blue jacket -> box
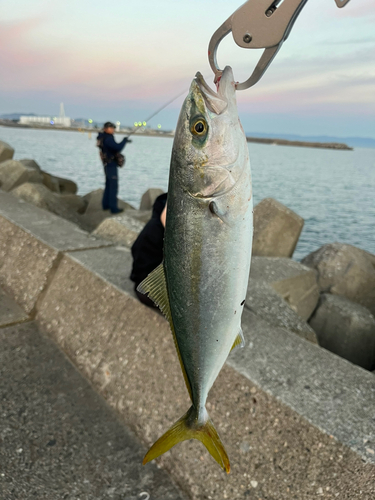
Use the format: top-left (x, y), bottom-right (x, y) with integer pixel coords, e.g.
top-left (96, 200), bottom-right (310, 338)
top-left (97, 132), bottom-right (128, 166)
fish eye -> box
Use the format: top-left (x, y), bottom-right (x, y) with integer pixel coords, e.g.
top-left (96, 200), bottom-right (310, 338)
top-left (191, 118), bottom-right (208, 136)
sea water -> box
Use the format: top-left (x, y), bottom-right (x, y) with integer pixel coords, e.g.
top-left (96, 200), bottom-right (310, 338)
top-left (1, 126), bottom-right (374, 261)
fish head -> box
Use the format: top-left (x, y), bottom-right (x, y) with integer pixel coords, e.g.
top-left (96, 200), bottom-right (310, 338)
top-left (172, 66), bottom-right (248, 199)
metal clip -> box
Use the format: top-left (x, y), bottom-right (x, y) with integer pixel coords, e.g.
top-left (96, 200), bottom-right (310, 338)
top-left (335, 0), bottom-right (351, 7)
top-left (208, 0), bottom-right (352, 90)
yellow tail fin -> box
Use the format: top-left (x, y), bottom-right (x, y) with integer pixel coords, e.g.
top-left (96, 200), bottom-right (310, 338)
top-left (142, 406), bottom-right (230, 473)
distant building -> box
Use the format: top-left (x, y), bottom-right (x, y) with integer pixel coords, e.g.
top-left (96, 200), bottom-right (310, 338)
top-left (19, 103), bottom-right (71, 127)
top-left (19, 115), bottom-right (71, 127)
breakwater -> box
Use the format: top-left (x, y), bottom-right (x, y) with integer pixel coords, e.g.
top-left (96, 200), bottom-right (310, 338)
top-left (246, 136), bottom-right (353, 150)
top-left (0, 120), bottom-right (352, 149)
top-left (1, 138), bottom-right (375, 498)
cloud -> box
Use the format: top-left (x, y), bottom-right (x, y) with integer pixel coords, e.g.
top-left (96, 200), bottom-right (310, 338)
top-left (1, 1), bottom-right (374, 137)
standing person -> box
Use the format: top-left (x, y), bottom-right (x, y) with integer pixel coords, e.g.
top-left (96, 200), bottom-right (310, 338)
top-left (97, 121), bottom-right (129, 214)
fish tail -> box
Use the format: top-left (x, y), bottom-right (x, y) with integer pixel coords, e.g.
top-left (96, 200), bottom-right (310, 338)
top-left (142, 406), bottom-right (230, 473)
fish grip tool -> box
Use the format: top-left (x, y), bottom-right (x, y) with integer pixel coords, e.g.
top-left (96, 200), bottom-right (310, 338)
top-left (208, 0), bottom-right (352, 90)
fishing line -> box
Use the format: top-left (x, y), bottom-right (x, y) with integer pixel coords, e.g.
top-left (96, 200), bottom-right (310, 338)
top-left (126, 75), bottom-right (212, 138)
top-left (125, 88), bottom-right (187, 138)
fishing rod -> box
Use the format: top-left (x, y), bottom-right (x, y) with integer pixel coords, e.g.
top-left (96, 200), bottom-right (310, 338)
top-left (125, 87), bottom-right (188, 139)
top-left (125, 75), bottom-right (212, 139)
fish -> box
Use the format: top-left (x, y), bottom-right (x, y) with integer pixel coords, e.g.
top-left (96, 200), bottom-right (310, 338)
top-left (138, 66), bottom-right (253, 473)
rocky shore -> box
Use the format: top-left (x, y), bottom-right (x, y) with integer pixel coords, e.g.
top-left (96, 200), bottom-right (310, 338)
top-left (1, 137), bottom-right (374, 498)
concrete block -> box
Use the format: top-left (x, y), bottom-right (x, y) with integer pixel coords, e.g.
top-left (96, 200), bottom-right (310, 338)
top-left (92, 214), bottom-right (145, 247)
top-left (0, 287), bottom-right (29, 327)
top-left (79, 189), bottom-right (136, 231)
top-left (0, 190), bottom-right (112, 252)
top-left (302, 242), bottom-right (375, 316)
top-left (229, 309), bottom-right (375, 465)
top-left (42, 172), bottom-right (60, 193)
top-left (19, 158), bottom-right (42, 172)
top-left (41, 172), bottom-right (78, 194)
top-left (0, 159), bottom-right (43, 192)
top-left (54, 175), bottom-right (77, 194)
top-left (35, 250), bottom-right (375, 499)
top-left (11, 183), bottom-right (83, 227)
top-left (0, 190), bottom-right (113, 312)
top-left (65, 246), bottom-right (135, 294)
top-left (253, 198), bottom-right (304, 258)
top-left (140, 188), bottom-right (165, 210)
top-left (126, 208), bottom-right (152, 224)
top-left (59, 193), bottom-right (87, 214)
top-left (0, 215), bottom-right (59, 313)
top-left (250, 256), bottom-right (320, 320)
top-left (82, 188), bottom-right (134, 214)
top-left (310, 294), bottom-right (375, 371)
top-left (246, 279), bottom-right (317, 343)
top-left (0, 140), bottom-right (14, 163)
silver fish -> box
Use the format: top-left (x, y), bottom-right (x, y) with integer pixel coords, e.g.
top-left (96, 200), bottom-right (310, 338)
top-left (138, 66), bottom-right (253, 473)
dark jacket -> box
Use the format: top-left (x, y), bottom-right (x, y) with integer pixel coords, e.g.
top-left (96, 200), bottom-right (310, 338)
top-left (97, 132), bottom-right (128, 166)
top-left (130, 193), bottom-right (167, 285)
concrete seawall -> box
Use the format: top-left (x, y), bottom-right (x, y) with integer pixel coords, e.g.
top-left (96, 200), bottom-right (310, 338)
top-left (1, 189), bottom-right (374, 499)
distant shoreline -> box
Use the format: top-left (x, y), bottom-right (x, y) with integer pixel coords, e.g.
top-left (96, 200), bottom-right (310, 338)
top-left (246, 136), bottom-right (353, 151)
top-left (0, 120), bottom-right (353, 151)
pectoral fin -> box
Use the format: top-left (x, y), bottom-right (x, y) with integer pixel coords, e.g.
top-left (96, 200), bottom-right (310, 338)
top-left (137, 263), bottom-right (192, 401)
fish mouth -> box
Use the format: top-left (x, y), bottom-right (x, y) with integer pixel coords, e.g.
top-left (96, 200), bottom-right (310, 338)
top-left (194, 67), bottom-right (235, 115)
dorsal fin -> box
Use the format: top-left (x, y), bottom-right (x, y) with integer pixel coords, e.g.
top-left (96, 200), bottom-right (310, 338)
top-left (137, 263), bottom-right (192, 401)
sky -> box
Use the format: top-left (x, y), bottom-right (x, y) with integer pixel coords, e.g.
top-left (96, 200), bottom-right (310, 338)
top-left (0, 0), bottom-right (374, 137)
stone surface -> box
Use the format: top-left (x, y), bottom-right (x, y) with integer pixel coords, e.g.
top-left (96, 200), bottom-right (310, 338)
top-left (0, 190), bottom-right (112, 252)
top-left (80, 189), bottom-right (136, 231)
top-left (246, 279), bottom-right (317, 343)
top-left (35, 253), bottom-right (375, 499)
top-left (0, 286), bottom-right (29, 326)
top-left (0, 321), bottom-right (186, 500)
top-left (253, 198), bottom-right (304, 258)
top-left (19, 158), bottom-right (42, 172)
top-left (126, 208), bottom-right (153, 224)
top-left (301, 242), bottom-right (375, 316)
top-left (0, 140), bottom-right (14, 163)
top-left (0, 159), bottom-right (43, 192)
top-left (56, 175), bottom-right (77, 194)
top-left (83, 188), bottom-right (134, 214)
top-left (67, 246), bottom-right (135, 295)
top-left (229, 309), bottom-right (375, 465)
top-left (140, 188), bottom-right (165, 210)
top-left (11, 182), bottom-right (83, 226)
top-left (0, 190), bottom-right (112, 312)
top-left (0, 215), bottom-right (59, 314)
top-left (42, 171), bottom-right (61, 192)
top-left (59, 193), bottom-right (87, 213)
top-left (250, 256), bottom-right (320, 320)
top-left (41, 171), bottom-right (78, 194)
top-left (92, 213), bottom-right (145, 247)
top-left (310, 293), bottom-right (375, 371)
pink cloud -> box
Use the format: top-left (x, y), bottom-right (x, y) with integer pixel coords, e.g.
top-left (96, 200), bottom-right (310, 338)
top-left (0, 17), bottom-right (191, 104)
